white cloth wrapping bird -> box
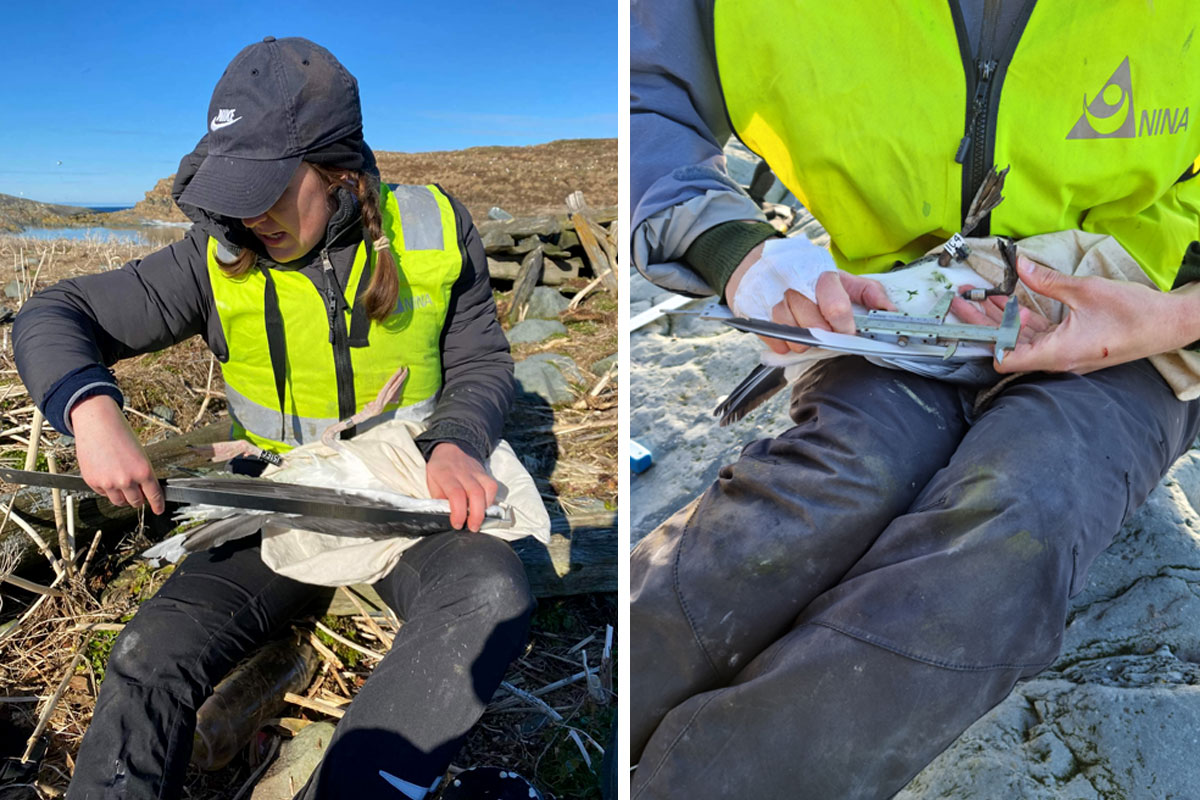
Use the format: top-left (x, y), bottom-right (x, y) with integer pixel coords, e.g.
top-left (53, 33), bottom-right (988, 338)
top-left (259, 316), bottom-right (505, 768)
top-left (255, 418), bottom-right (549, 585)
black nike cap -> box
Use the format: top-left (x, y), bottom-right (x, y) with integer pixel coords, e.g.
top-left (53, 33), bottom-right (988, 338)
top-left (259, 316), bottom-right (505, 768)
top-left (178, 36), bottom-right (362, 219)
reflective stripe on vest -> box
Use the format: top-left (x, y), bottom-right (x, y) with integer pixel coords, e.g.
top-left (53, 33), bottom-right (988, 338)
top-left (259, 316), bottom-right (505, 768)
top-left (207, 183), bottom-right (462, 450)
top-left (713, 0), bottom-right (1200, 288)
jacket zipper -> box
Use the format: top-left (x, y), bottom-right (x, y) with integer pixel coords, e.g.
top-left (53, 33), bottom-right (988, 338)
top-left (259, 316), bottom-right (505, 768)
top-left (321, 249), bottom-right (357, 425)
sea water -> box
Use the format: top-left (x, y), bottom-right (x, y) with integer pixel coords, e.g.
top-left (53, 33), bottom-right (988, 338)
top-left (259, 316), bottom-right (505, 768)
top-left (14, 224), bottom-right (190, 246)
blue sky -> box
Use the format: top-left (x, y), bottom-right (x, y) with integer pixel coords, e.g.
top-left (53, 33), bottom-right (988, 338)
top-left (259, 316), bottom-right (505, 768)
top-left (0, 1), bottom-right (617, 206)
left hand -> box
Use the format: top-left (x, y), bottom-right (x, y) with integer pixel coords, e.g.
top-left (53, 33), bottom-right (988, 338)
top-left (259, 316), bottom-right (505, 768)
top-left (426, 442), bottom-right (498, 532)
top-left (766, 271), bottom-right (895, 355)
top-left (951, 255), bottom-right (1196, 374)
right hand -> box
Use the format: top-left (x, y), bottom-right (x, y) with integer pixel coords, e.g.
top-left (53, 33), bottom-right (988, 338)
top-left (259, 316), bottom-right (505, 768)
top-left (70, 394), bottom-right (165, 514)
top-left (725, 245), bottom-right (895, 355)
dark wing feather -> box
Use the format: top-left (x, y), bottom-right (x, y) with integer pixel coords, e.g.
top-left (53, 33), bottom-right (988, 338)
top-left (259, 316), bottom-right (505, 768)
top-left (178, 515), bottom-right (265, 553)
top-left (714, 365), bottom-right (788, 426)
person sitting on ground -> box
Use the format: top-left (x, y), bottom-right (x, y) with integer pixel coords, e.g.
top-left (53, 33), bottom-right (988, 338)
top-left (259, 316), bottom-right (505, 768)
top-left (14, 36), bottom-right (532, 800)
top-left (629, 1), bottom-right (1200, 798)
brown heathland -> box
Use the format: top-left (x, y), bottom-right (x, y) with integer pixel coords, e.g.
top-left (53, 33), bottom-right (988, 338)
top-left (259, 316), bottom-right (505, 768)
top-left (106, 138), bottom-right (616, 225)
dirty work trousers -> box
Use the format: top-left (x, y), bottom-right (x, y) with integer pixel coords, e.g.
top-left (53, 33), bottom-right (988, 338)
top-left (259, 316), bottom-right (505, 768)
top-left (67, 530), bottom-right (533, 800)
top-left (630, 356), bottom-right (1200, 799)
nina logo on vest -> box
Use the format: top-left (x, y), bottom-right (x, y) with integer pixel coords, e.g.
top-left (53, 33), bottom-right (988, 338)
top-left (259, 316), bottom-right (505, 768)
top-left (1066, 57), bottom-right (1189, 140)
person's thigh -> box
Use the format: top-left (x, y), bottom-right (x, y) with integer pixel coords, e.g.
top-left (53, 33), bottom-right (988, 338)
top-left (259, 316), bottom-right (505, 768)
top-left (69, 536), bottom-right (321, 800)
top-left (630, 356), bottom-right (970, 758)
top-left (809, 359), bottom-right (1200, 670)
top-left (297, 531), bottom-right (534, 800)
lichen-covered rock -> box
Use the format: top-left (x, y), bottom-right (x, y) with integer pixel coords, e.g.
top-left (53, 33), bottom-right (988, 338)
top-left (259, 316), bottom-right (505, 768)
top-left (525, 287), bottom-right (570, 320)
top-left (507, 319), bottom-right (567, 344)
top-left (591, 353), bottom-right (617, 376)
top-left (515, 353), bottom-right (582, 406)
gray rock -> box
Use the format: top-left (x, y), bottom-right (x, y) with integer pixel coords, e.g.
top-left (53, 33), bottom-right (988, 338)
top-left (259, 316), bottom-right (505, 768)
top-left (525, 287), bottom-right (570, 320)
top-left (669, 313), bottom-right (728, 338)
top-left (507, 319), bottom-right (567, 345)
top-left (152, 405), bottom-right (176, 426)
top-left (526, 352), bottom-right (583, 384)
top-left (899, 678), bottom-right (1200, 800)
top-left (487, 206), bottom-right (513, 221)
top-left (4, 280), bottom-right (24, 299)
top-left (488, 257), bottom-right (578, 286)
top-left (487, 257), bottom-right (521, 281)
top-left (480, 230), bottom-right (515, 251)
top-left (541, 245), bottom-right (572, 259)
top-left (511, 235), bottom-right (544, 255)
top-left (556, 229), bottom-right (581, 251)
top-left (543, 257), bottom-right (581, 284)
top-left (477, 215), bottom-right (561, 239)
top-left (250, 721), bottom-right (336, 800)
top-left (591, 353), bottom-right (617, 375)
top-left (559, 256), bottom-right (586, 276)
top-left (515, 354), bottom-right (582, 406)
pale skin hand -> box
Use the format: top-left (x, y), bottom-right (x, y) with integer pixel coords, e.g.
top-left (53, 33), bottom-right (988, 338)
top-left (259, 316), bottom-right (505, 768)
top-left (69, 394), bottom-right (165, 514)
top-left (425, 442), bottom-right (498, 532)
top-left (724, 242), bottom-right (896, 354)
top-left (950, 255), bottom-right (1200, 374)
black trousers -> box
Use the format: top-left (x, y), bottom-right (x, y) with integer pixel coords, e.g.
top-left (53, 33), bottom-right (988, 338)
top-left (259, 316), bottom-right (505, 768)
top-left (67, 531), bottom-right (534, 800)
top-left (631, 357), bottom-right (1200, 799)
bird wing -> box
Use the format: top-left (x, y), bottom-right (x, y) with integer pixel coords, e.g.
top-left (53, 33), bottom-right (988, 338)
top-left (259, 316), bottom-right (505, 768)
top-left (714, 364), bottom-right (788, 426)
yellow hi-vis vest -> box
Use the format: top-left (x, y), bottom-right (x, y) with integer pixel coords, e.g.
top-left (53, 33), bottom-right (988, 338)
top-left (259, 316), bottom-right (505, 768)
top-left (206, 183), bottom-right (462, 451)
top-left (713, 0), bottom-right (1200, 289)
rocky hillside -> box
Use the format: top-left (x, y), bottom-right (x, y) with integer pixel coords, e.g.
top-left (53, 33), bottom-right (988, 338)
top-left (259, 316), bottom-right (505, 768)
top-left (102, 138), bottom-right (616, 226)
top-left (0, 194), bottom-right (97, 233)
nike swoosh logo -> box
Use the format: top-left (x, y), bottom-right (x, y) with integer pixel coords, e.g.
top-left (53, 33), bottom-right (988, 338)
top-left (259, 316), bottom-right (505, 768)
top-left (210, 115), bottom-right (243, 131)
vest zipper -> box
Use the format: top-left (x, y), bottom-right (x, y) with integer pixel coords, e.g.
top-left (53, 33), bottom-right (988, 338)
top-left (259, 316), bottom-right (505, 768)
top-left (955, 58), bottom-right (999, 232)
top-left (949, 0), bottom-right (1038, 235)
top-left (955, 59), bottom-right (996, 169)
top-left (321, 249), bottom-right (357, 427)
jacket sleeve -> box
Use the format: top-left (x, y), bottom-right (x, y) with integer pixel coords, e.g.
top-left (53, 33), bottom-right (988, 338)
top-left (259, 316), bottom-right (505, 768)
top-left (631, 0), bottom-right (774, 296)
top-left (413, 194), bottom-right (514, 464)
top-left (12, 228), bottom-right (217, 434)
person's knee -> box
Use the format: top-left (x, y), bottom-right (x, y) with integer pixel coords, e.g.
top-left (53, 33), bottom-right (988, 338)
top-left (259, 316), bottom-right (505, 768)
top-left (934, 528), bottom-right (1076, 668)
top-left (436, 533), bottom-right (535, 623)
top-left (103, 600), bottom-right (207, 692)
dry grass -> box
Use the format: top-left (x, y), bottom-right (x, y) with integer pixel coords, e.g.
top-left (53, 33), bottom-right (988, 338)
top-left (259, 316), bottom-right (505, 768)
top-left (0, 557), bottom-right (137, 796)
top-left (0, 233), bottom-right (616, 799)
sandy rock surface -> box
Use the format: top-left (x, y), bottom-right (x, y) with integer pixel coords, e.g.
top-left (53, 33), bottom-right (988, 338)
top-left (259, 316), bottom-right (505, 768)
top-left (630, 269), bottom-right (786, 539)
top-left (630, 262), bottom-right (1200, 797)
